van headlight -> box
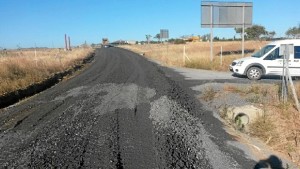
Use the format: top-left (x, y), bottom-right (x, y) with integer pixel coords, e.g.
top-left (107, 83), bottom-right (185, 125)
top-left (236, 61), bottom-right (244, 66)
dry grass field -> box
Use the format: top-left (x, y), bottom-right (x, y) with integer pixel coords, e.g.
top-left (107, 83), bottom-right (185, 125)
top-left (122, 41), bottom-right (269, 71)
top-left (0, 48), bottom-right (94, 96)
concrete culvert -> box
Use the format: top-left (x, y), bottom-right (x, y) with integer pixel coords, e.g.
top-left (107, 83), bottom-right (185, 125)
top-left (234, 113), bottom-right (250, 126)
top-left (224, 105), bottom-right (263, 125)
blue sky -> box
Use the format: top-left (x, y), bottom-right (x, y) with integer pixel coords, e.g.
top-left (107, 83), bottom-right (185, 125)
top-left (0, 0), bottom-right (299, 49)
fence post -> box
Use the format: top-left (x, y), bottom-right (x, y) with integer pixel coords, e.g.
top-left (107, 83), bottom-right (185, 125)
top-left (220, 46), bottom-right (223, 66)
top-left (183, 45), bottom-right (186, 66)
top-left (287, 69), bottom-right (300, 112)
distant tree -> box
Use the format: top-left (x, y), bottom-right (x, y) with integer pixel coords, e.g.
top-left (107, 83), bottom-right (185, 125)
top-left (235, 26), bottom-right (276, 40)
top-left (245, 25), bottom-right (267, 40)
top-left (168, 38), bottom-right (186, 44)
top-left (81, 41), bottom-right (89, 48)
top-left (145, 35), bottom-right (152, 44)
top-left (17, 44), bottom-right (22, 50)
top-left (201, 34), bottom-right (210, 41)
top-left (286, 26), bottom-right (300, 38)
top-left (267, 31), bottom-right (276, 40)
top-left (213, 36), bottom-right (220, 41)
top-left (154, 34), bottom-right (161, 42)
top-left (91, 43), bottom-right (96, 48)
top-left (174, 39), bottom-right (186, 44)
top-left (234, 27), bottom-right (243, 38)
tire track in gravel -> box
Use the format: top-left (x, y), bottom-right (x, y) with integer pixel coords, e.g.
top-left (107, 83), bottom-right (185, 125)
top-left (113, 109), bottom-right (124, 169)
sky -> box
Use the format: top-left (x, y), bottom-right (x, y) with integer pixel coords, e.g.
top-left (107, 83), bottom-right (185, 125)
top-left (0, 0), bottom-right (299, 49)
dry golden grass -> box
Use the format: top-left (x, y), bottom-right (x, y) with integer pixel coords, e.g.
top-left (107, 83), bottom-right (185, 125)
top-left (0, 48), bottom-right (94, 95)
top-left (296, 82), bottom-right (300, 99)
top-left (122, 41), bottom-right (269, 71)
top-left (223, 82), bottom-right (300, 165)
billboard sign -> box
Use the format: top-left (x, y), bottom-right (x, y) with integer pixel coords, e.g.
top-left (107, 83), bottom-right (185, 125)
top-left (160, 29), bottom-right (169, 39)
top-left (201, 1), bottom-right (253, 28)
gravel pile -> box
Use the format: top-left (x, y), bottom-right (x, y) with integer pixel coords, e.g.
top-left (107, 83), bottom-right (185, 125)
top-left (149, 95), bottom-right (240, 169)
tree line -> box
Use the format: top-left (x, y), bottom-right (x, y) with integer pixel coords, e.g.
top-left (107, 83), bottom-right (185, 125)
top-left (233, 24), bottom-right (300, 40)
top-left (142, 24), bottom-right (300, 44)
top-left (200, 24), bottom-right (300, 42)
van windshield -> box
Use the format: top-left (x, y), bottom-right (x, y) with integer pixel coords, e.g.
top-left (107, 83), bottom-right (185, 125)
top-left (252, 45), bottom-right (275, 58)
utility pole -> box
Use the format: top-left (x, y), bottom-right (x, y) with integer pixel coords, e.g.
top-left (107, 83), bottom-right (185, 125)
top-left (146, 35), bottom-right (151, 44)
top-left (64, 34), bottom-right (68, 51)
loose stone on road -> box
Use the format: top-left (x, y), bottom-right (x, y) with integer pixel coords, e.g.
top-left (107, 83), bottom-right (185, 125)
top-left (0, 47), bottom-right (260, 168)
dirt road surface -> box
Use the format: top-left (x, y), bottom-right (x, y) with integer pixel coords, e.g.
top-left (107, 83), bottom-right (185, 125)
top-left (0, 47), bottom-right (259, 168)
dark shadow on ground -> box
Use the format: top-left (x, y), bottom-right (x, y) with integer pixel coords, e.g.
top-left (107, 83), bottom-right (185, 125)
top-left (254, 155), bottom-right (285, 169)
top-left (232, 73), bottom-right (300, 82)
top-left (231, 73), bottom-right (282, 80)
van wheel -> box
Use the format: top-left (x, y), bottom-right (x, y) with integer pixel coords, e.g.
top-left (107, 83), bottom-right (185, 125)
top-left (247, 67), bottom-right (262, 80)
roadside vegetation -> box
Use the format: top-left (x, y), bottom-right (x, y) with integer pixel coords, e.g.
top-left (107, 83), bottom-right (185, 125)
top-left (202, 82), bottom-right (300, 166)
top-left (122, 41), bottom-right (268, 71)
top-left (0, 48), bottom-right (94, 96)
top-left (123, 39), bottom-right (300, 165)
top-left (123, 23), bottom-right (300, 72)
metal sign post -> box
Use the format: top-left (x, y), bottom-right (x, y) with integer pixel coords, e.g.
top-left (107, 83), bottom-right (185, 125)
top-left (160, 29), bottom-right (170, 58)
top-left (281, 44), bottom-right (289, 102)
top-left (210, 5), bottom-right (213, 62)
top-left (201, 1), bottom-right (253, 61)
top-left (242, 5), bottom-right (245, 57)
top-left (280, 44), bottom-right (300, 112)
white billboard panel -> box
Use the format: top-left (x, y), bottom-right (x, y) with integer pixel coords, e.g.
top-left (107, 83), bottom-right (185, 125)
top-left (201, 1), bottom-right (253, 28)
top-left (160, 29), bottom-right (169, 39)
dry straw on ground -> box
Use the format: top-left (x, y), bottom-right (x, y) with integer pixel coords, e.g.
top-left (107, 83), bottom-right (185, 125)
top-left (122, 41), bottom-right (269, 71)
top-left (0, 48), bottom-right (94, 96)
top-left (222, 83), bottom-right (300, 165)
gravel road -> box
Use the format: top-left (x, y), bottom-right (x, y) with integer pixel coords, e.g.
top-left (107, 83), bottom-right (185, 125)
top-left (0, 47), bottom-right (259, 168)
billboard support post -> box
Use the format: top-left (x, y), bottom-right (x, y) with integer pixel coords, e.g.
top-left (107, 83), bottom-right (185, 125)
top-left (210, 5), bottom-right (213, 62)
top-left (242, 5), bottom-right (245, 58)
top-left (201, 1), bottom-right (253, 61)
top-left (160, 29), bottom-right (170, 58)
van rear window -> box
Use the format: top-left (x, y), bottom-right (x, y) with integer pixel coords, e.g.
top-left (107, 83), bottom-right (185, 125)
top-left (295, 46), bottom-right (300, 59)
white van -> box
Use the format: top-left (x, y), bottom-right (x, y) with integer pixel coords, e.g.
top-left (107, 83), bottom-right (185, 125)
top-left (230, 39), bottom-right (300, 80)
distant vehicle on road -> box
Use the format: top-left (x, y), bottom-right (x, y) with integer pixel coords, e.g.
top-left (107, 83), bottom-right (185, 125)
top-left (103, 44), bottom-right (114, 48)
top-left (230, 39), bottom-right (300, 80)
top-left (102, 38), bottom-right (113, 48)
